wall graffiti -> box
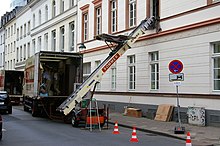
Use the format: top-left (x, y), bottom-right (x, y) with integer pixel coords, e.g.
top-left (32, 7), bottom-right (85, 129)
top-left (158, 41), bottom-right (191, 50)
top-left (187, 107), bottom-right (205, 126)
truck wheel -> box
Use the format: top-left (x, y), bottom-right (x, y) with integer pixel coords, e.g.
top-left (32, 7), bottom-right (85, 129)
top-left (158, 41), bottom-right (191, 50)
top-left (71, 116), bottom-right (79, 127)
top-left (32, 108), bottom-right (38, 117)
top-left (23, 105), bottom-right (29, 112)
top-left (8, 106), bottom-right (12, 114)
top-left (0, 132), bottom-right (2, 140)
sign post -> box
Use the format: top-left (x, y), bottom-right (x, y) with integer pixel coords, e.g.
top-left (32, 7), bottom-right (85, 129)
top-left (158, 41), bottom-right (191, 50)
top-left (169, 60), bottom-right (185, 134)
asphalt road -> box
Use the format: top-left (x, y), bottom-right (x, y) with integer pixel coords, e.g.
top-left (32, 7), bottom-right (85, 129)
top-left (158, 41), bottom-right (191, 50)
top-left (0, 107), bottom-right (185, 146)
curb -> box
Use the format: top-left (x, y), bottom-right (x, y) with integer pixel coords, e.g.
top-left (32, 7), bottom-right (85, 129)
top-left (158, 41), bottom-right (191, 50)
top-left (109, 121), bottom-right (215, 146)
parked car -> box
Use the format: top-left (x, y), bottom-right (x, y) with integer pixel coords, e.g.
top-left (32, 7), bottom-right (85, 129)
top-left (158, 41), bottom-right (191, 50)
top-left (0, 114), bottom-right (2, 140)
top-left (0, 91), bottom-right (12, 114)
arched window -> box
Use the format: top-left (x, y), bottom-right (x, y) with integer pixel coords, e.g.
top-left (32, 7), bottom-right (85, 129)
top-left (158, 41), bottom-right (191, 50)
top-left (52, 0), bottom-right (56, 17)
top-left (45, 5), bottom-right (48, 21)
top-left (39, 10), bottom-right (41, 25)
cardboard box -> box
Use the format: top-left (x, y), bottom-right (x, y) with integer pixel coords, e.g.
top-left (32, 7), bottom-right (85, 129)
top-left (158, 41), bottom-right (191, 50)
top-left (154, 104), bottom-right (174, 122)
top-left (126, 108), bottom-right (142, 118)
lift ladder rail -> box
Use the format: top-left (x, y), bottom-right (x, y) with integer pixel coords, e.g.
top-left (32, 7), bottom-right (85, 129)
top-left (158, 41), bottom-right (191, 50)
top-left (57, 17), bottom-right (157, 115)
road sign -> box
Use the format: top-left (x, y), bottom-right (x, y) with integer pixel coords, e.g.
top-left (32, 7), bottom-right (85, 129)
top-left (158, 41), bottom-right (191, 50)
top-left (169, 60), bottom-right (183, 74)
top-left (169, 73), bottom-right (184, 82)
top-left (173, 81), bottom-right (182, 86)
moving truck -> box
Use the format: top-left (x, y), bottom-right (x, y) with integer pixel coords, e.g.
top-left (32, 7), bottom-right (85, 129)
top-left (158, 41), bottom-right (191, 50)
top-left (0, 70), bottom-right (24, 105)
top-left (23, 51), bottom-right (83, 121)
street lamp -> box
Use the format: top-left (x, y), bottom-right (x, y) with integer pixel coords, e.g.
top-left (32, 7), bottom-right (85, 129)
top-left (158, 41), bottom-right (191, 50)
top-left (79, 43), bottom-right (86, 50)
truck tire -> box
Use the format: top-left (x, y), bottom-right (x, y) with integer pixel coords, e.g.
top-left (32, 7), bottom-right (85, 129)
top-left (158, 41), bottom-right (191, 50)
top-left (0, 132), bottom-right (2, 140)
top-left (71, 115), bottom-right (79, 127)
top-left (8, 106), bottom-right (12, 114)
top-left (32, 101), bottom-right (38, 117)
top-left (23, 105), bottom-right (29, 112)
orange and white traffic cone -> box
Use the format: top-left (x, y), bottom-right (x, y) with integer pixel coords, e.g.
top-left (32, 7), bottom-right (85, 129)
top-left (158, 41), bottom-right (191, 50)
top-left (130, 127), bottom-right (138, 142)
top-left (112, 121), bottom-right (120, 134)
top-left (186, 132), bottom-right (192, 146)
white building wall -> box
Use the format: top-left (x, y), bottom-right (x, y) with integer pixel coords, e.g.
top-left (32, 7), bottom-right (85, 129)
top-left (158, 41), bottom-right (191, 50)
top-left (0, 28), bottom-right (5, 69)
top-left (78, 0), bottom-right (220, 111)
top-left (31, 0), bottom-right (78, 53)
top-left (5, 19), bottom-right (17, 70)
top-left (16, 5), bottom-right (32, 70)
top-left (161, 0), bottom-right (207, 18)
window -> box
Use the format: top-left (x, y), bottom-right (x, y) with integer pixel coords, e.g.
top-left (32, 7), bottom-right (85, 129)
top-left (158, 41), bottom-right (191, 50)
top-left (95, 7), bottom-right (102, 36)
top-left (11, 43), bottom-right (13, 53)
top-left (128, 55), bottom-right (135, 90)
top-left (14, 23), bottom-right (16, 34)
top-left (110, 0), bottom-right (117, 33)
top-left (33, 14), bottom-right (35, 28)
top-left (52, 30), bottom-right (56, 51)
top-left (20, 46), bottom-right (22, 61)
top-left (13, 59), bottom-right (15, 69)
top-left (83, 13), bottom-right (88, 41)
top-left (17, 28), bottom-right (19, 40)
top-left (111, 63), bottom-right (117, 90)
top-left (39, 10), bottom-right (41, 25)
top-left (8, 44), bottom-right (10, 54)
top-left (32, 39), bottom-right (36, 54)
top-left (14, 41), bottom-right (16, 52)
top-left (44, 33), bottom-right (48, 51)
top-left (150, 0), bottom-right (159, 18)
top-left (5, 29), bottom-right (7, 39)
top-left (20, 26), bottom-right (23, 39)
top-left (16, 47), bottom-right (19, 62)
top-left (52, 0), bottom-right (56, 17)
top-left (8, 28), bottom-right (10, 38)
top-left (38, 36), bottom-right (41, 51)
top-left (129, 0), bottom-right (136, 27)
top-left (45, 5), bottom-right (48, 21)
top-left (24, 44), bottom-right (26, 60)
top-left (69, 22), bottom-right (75, 51)
top-left (24, 23), bottom-right (27, 37)
top-left (11, 25), bottom-right (13, 36)
top-left (150, 51), bottom-right (159, 90)
top-left (83, 62), bottom-right (91, 81)
top-left (70, 0), bottom-right (76, 7)
top-left (60, 26), bottom-right (65, 51)
top-left (27, 42), bottom-right (30, 58)
top-left (60, 0), bottom-right (64, 13)
top-left (28, 21), bottom-right (30, 34)
top-left (213, 42), bottom-right (220, 90)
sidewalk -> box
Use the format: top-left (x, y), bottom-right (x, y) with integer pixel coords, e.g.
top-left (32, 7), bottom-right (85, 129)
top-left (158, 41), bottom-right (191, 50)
top-left (109, 112), bottom-right (220, 146)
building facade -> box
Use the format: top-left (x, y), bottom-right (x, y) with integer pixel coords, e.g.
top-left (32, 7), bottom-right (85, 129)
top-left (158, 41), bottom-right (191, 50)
top-left (77, 0), bottom-right (220, 126)
top-left (0, 27), bottom-right (5, 69)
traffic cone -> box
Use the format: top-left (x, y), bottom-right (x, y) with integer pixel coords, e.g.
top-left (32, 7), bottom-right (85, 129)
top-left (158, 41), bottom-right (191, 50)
top-left (112, 121), bottom-right (120, 134)
top-left (130, 127), bottom-right (138, 142)
top-left (186, 132), bottom-right (192, 146)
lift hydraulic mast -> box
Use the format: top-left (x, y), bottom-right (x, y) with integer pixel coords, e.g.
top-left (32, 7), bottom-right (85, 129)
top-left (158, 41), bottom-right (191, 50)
top-left (57, 16), bottom-right (159, 115)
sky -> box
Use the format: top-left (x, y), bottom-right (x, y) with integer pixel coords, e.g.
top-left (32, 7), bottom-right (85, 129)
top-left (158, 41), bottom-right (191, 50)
top-left (0, 0), bottom-right (11, 17)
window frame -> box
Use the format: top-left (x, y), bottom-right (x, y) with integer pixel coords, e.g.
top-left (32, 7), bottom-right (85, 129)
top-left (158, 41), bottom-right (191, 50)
top-left (52, 0), bottom-right (56, 18)
top-left (149, 51), bottom-right (159, 90)
top-left (212, 42), bottom-right (220, 91)
top-left (94, 6), bottom-right (102, 36)
top-left (109, 0), bottom-right (118, 33)
top-left (60, 26), bottom-right (65, 52)
top-left (52, 30), bottom-right (56, 51)
top-left (128, 55), bottom-right (136, 90)
top-left (69, 22), bottom-right (75, 51)
top-left (111, 63), bottom-right (117, 90)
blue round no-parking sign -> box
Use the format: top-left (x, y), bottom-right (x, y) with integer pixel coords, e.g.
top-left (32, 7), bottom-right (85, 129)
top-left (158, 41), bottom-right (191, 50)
top-left (169, 60), bottom-right (183, 74)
